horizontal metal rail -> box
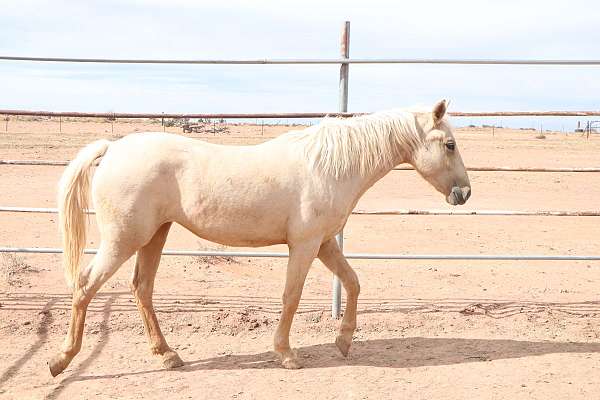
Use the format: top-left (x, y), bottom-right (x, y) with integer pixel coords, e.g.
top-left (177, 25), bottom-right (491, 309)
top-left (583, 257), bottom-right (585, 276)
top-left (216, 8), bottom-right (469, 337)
top-left (1, 246), bottom-right (599, 260)
top-left (2, 160), bottom-right (600, 173)
top-left (2, 109), bottom-right (600, 118)
top-left (352, 209), bottom-right (600, 217)
top-left (0, 160), bottom-right (70, 166)
top-left (0, 110), bottom-right (360, 119)
top-left (2, 56), bottom-right (600, 65)
top-left (1, 160), bottom-right (70, 166)
top-left (2, 206), bottom-right (600, 217)
top-left (394, 166), bottom-right (600, 173)
top-left (0, 207), bottom-right (600, 217)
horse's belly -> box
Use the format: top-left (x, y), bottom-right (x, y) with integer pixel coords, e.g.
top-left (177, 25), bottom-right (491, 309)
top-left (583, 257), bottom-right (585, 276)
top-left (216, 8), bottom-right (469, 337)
top-left (176, 207), bottom-right (289, 247)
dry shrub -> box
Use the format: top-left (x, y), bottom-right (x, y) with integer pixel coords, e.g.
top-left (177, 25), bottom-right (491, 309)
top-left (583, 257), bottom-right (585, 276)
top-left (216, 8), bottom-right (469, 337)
top-left (208, 308), bottom-right (272, 335)
top-left (0, 253), bottom-right (39, 286)
top-left (192, 242), bottom-right (236, 267)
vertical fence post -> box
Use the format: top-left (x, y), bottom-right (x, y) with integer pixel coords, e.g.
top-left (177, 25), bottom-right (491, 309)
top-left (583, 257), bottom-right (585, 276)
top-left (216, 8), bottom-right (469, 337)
top-left (587, 121), bottom-right (590, 139)
top-left (332, 21), bottom-right (350, 319)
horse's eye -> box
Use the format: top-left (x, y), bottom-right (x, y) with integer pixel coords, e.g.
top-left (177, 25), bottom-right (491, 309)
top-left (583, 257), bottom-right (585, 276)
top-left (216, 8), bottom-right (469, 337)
top-left (445, 141), bottom-right (456, 151)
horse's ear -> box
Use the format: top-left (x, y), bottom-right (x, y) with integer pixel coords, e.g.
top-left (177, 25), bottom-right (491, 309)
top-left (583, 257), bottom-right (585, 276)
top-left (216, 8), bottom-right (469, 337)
top-left (432, 99), bottom-right (448, 125)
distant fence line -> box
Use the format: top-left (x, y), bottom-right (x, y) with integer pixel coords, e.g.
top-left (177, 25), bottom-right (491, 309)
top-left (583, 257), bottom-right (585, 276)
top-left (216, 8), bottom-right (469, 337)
top-left (2, 206), bottom-right (600, 217)
top-left (1, 159), bottom-right (600, 173)
top-left (1, 246), bottom-right (600, 261)
top-left (2, 55), bottom-right (600, 65)
top-left (1, 109), bottom-right (600, 119)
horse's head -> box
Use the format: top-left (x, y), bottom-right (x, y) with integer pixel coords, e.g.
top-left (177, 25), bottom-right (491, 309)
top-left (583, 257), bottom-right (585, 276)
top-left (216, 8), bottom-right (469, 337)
top-left (411, 100), bottom-right (471, 205)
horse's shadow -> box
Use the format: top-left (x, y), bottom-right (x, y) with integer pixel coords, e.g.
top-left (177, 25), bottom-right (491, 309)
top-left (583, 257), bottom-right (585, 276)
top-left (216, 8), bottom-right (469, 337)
top-left (184, 337), bottom-right (600, 370)
top-left (73, 336), bottom-right (600, 381)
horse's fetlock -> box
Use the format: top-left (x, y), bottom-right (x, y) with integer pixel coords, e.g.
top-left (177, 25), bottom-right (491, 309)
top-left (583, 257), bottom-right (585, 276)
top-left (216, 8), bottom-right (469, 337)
top-left (150, 343), bottom-right (170, 355)
top-left (60, 347), bottom-right (79, 359)
top-left (274, 337), bottom-right (290, 353)
top-left (340, 322), bottom-right (356, 334)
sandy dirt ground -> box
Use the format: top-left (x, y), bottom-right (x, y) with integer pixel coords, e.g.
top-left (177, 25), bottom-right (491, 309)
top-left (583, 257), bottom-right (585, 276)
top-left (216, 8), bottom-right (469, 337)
top-left (1, 117), bottom-right (600, 399)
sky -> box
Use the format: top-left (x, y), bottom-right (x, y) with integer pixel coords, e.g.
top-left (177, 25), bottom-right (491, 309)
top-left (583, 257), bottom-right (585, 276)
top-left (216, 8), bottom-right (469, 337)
top-left (1, 0), bottom-right (599, 130)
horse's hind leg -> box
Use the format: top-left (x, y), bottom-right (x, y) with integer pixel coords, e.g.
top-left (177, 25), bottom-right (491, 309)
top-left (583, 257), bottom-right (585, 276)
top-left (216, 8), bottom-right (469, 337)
top-left (130, 222), bottom-right (183, 369)
top-left (318, 238), bottom-right (361, 357)
top-left (49, 242), bottom-right (136, 377)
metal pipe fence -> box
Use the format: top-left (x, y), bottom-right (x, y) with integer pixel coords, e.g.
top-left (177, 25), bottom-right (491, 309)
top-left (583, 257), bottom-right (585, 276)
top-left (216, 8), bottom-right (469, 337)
top-left (2, 247), bottom-right (600, 261)
top-left (2, 206), bottom-right (600, 217)
top-left (1, 109), bottom-right (600, 118)
top-left (1, 21), bottom-right (599, 318)
top-left (0, 160), bottom-right (600, 173)
top-left (2, 159), bottom-right (600, 172)
top-left (2, 55), bottom-right (600, 65)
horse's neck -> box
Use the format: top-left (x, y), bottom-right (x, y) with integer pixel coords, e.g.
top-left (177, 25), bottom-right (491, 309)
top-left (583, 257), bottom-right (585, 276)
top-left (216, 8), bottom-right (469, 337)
top-left (304, 113), bottom-right (419, 208)
top-left (357, 127), bottom-right (413, 188)
top-left (346, 144), bottom-right (410, 209)
top-left (358, 160), bottom-right (401, 193)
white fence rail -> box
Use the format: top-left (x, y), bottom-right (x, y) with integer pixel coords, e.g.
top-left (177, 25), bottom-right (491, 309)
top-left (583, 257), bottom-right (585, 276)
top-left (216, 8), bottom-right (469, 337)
top-left (2, 206), bottom-right (600, 217)
top-left (2, 159), bottom-right (600, 173)
top-left (2, 55), bottom-right (600, 65)
top-left (2, 247), bottom-right (600, 261)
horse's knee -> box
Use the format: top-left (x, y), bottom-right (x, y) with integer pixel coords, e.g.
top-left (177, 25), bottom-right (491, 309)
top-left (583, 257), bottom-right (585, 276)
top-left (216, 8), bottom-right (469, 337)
top-left (131, 261), bottom-right (152, 293)
top-left (281, 292), bottom-right (301, 311)
top-left (344, 271), bottom-right (360, 297)
top-left (354, 278), bottom-right (360, 297)
top-left (131, 283), bottom-right (153, 307)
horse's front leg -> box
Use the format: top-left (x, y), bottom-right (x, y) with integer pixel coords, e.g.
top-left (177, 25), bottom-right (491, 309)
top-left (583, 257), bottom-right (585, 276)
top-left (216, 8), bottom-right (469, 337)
top-left (274, 238), bottom-right (321, 369)
top-left (318, 238), bottom-right (360, 357)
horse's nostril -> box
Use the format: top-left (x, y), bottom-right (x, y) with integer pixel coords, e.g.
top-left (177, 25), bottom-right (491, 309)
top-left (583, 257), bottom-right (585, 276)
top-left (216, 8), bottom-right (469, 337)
top-left (462, 187), bottom-right (471, 202)
top-left (451, 186), bottom-right (463, 204)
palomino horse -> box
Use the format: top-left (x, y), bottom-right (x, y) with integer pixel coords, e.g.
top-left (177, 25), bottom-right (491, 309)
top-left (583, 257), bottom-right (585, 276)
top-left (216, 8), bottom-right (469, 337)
top-left (49, 100), bottom-right (470, 376)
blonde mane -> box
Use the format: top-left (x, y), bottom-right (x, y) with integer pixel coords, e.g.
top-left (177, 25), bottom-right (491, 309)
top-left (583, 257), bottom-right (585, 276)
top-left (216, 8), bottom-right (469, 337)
top-left (283, 109), bottom-right (424, 179)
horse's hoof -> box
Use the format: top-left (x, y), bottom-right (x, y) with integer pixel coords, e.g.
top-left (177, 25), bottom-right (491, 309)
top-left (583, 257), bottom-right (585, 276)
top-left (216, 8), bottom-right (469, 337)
top-left (48, 354), bottom-right (69, 377)
top-left (335, 335), bottom-right (351, 357)
top-left (162, 351), bottom-right (184, 369)
top-left (281, 357), bottom-right (302, 369)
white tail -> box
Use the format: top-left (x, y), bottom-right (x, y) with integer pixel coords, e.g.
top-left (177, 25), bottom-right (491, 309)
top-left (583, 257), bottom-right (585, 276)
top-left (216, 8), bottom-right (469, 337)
top-left (58, 139), bottom-right (111, 289)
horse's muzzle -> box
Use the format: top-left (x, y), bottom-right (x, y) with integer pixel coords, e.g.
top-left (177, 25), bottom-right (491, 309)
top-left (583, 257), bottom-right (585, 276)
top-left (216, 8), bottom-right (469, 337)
top-left (447, 186), bottom-right (471, 205)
